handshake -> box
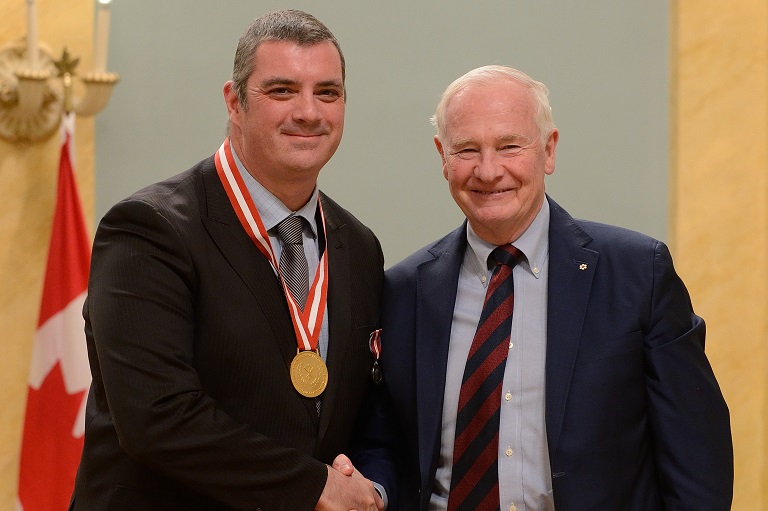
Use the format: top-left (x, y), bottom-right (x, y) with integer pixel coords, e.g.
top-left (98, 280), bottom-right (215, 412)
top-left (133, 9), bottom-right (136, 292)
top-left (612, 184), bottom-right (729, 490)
top-left (315, 454), bottom-right (384, 511)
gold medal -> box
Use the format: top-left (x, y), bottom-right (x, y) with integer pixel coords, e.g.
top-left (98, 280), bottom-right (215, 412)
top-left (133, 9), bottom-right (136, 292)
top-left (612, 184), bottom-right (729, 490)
top-left (290, 350), bottom-right (328, 398)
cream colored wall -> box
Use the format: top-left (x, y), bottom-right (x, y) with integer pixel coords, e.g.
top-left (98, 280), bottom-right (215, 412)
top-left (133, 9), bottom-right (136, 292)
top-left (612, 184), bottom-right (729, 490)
top-left (0, 0), bottom-right (94, 509)
top-left (672, 0), bottom-right (768, 509)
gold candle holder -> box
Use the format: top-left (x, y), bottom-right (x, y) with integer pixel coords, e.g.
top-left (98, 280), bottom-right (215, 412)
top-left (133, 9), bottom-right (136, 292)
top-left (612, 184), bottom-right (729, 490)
top-left (0, 41), bottom-right (118, 143)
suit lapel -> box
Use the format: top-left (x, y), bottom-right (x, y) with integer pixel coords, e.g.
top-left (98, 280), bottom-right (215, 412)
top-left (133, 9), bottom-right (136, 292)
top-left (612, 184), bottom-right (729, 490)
top-left (200, 163), bottom-right (320, 424)
top-left (544, 197), bottom-right (598, 455)
top-left (411, 200), bottom-right (599, 485)
top-left (415, 225), bottom-right (466, 490)
top-left (317, 196), bottom-right (351, 440)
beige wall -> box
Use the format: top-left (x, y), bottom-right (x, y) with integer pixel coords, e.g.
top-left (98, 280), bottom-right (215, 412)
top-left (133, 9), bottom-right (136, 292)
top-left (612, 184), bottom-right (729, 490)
top-left (0, 0), bottom-right (94, 509)
top-left (672, 0), bottom-right (768, 508)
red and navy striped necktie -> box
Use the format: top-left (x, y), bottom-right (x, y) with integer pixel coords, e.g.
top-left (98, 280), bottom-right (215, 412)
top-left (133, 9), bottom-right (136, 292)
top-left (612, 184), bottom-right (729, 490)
top-left (448, 244), bottom-right (522, 511)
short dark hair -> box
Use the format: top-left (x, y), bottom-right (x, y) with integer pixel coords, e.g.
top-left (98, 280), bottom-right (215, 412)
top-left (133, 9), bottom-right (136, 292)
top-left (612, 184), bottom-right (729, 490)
top-left (232, 9), bottom-right (345, 109)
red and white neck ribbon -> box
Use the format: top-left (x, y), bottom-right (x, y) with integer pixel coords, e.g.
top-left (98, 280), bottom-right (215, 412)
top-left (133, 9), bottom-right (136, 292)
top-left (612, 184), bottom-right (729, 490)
top-left (369, 329), bottom-right (382, 361)
top-left (214, 138), bottom-right (328, 351)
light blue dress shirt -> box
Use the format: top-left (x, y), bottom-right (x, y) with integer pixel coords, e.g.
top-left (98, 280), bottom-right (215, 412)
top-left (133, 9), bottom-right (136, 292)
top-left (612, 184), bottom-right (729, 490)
top-left (431, 200), bottom-right (554, 511)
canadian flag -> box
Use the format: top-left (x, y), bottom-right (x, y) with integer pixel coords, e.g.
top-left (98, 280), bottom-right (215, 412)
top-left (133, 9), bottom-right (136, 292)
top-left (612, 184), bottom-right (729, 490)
top-left (17, 113), bottom-right (92, 511)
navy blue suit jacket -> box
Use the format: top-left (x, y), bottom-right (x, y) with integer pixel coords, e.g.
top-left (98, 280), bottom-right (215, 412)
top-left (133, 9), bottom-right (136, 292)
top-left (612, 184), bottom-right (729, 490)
top-left (355, 197), bottom-right (732, 511)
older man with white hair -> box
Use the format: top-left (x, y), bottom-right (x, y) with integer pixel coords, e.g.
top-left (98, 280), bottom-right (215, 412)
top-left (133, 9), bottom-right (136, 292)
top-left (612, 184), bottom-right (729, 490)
top-left (352, 65), bottom-right (733, 511)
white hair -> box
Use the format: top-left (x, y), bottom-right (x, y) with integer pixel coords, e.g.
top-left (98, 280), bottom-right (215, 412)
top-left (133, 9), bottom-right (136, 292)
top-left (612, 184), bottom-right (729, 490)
top-left (430, 65), bottom-right (555, 145)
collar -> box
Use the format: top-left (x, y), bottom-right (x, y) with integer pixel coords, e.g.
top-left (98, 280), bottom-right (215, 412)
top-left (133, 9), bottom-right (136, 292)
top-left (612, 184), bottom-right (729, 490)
top-left (465, 199), bottom-right (550, 280)
top-left (230, 145), bottom-right (319, 239)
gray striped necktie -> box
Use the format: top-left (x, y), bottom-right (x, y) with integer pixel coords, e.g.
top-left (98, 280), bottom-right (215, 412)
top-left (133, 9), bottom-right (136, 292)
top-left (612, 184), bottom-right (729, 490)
top-left (276, 215), bottom-right (309, 310)
top-left (277, 215), bottom-right (321, 415)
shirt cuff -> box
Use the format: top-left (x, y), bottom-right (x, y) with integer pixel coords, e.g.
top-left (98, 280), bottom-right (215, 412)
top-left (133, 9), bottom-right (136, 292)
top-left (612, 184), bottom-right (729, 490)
top-left (373, 481), bottom-right (388, 510)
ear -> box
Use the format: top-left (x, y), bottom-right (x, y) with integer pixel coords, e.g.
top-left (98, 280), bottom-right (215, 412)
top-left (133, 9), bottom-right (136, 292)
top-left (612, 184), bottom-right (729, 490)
top-left (434, 135), bottom-right (449, 180)
top-left (544, 128), bottom-right (559, 176)
top-left (223, 81), bottom-right (241, 120)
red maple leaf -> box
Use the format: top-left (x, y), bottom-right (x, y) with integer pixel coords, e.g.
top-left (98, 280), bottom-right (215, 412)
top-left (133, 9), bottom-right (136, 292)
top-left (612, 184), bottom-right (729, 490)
top-left (18, 362), bottom-right (86, 511)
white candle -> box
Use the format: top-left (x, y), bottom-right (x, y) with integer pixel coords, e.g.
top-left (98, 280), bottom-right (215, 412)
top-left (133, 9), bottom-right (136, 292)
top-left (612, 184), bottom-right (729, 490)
top-left (93, 0), bottom-right (112, 73)
top-left (26, 0), bottom-right (38, 69)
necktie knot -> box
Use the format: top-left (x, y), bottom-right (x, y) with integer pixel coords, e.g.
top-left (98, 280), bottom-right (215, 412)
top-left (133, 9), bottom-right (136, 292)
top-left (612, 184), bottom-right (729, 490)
top-left (276, 215), bottom-right (309, 310)
top-left (277, 215), bottom-right (304, 246)
top-left (490, 244), bottom-right (522, 268)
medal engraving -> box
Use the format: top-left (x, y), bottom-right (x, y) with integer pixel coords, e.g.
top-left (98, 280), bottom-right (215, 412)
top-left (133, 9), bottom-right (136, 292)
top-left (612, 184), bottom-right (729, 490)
top-left (290, 350), bottom-right (328, 398)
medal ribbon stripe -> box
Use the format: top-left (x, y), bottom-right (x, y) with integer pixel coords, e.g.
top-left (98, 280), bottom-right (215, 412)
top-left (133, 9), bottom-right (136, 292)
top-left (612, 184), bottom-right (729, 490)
top-left (214, 138), bottom-right (328, 353)
top-left (307, 248), bottom-right (327, 332)
top-left (215, 142), bottom-right (272, 260)
top-left (369, 329), bottom-right (381, 359)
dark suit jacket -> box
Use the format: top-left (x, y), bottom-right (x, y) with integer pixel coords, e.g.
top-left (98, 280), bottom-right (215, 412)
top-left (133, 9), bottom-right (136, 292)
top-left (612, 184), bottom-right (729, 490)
top-left (355, 197), bottom-right (732, 511)
top-left (70, 155), bottom-right (384, 511)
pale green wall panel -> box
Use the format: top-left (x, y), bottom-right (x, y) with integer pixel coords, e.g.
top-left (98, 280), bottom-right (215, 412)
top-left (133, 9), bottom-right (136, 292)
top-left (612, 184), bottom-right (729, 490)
top-left (95, 0), bottom-right (669, 266)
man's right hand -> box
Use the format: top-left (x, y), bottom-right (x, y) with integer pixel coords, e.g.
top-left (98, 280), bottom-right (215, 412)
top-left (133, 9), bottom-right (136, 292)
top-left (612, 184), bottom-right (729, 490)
top-left (315, 462), bottom-right (384, 511)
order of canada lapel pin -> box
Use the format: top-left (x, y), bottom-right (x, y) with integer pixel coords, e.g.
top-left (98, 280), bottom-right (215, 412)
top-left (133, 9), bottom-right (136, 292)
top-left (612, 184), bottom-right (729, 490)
top-left (578, 262), bottom-right (588, 271)
top-left (369, 329), bottom-right (383, 384)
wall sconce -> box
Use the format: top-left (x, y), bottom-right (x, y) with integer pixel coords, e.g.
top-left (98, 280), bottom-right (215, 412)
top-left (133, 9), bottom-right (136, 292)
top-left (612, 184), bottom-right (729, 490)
top-left (0, 0), bottom-right (118, 143)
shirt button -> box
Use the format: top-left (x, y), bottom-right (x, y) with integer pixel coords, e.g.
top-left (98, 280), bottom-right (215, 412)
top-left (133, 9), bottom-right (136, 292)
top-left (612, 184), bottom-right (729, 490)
top-left (533, 267), bottom-right (540, 274)
top-left (505, 392), bottom-right (512, 401)
top-left (510, 505), bottom-right (517, 511)
top-left (481, 275), bottom-right (487, 283)
top-left (505, 447), bottom-right (513, 457)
